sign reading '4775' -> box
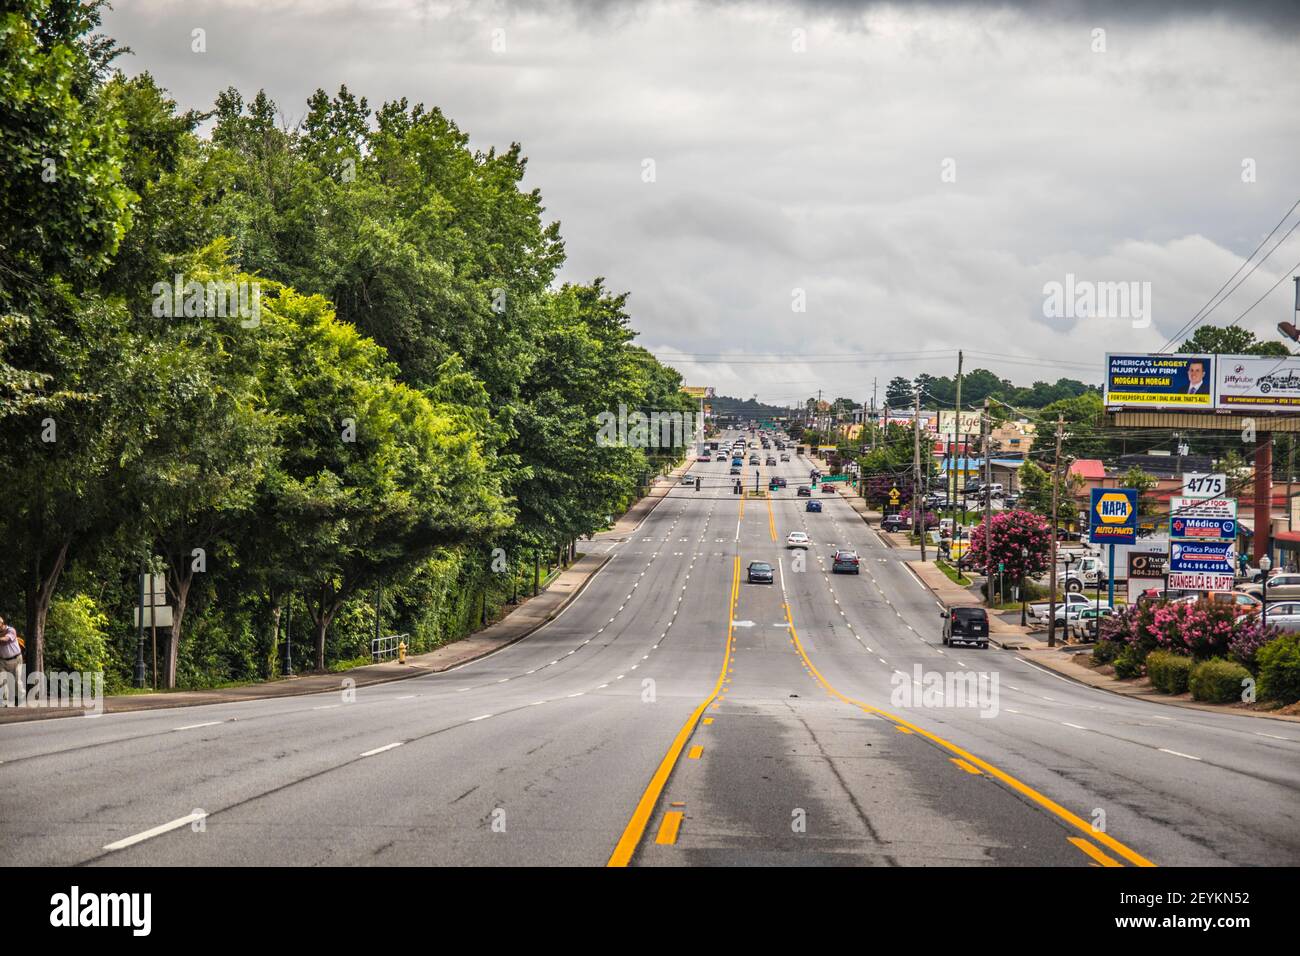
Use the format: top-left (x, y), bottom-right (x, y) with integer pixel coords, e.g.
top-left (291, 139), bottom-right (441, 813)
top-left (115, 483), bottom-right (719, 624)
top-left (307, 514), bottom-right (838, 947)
top-left (1181, 473), bottom-right (1227, 499)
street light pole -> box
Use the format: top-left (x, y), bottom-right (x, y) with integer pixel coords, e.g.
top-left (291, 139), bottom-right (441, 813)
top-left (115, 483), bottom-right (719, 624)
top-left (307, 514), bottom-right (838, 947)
top-left (1261, 555), bottom-right (1272, 630)
top-left (1020, 546), bottom-right (1029, 627)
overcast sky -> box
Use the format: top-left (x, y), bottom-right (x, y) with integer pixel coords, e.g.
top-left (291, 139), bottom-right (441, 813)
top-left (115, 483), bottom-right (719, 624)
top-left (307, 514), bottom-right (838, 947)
top-left (103, 0), bottom-right (1300, 407)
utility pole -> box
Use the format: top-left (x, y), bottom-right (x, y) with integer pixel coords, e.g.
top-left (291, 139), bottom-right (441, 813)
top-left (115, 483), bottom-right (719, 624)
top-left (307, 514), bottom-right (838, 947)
top-left (1048, 413), bottom-right (1065, 647)
top-left (983, 398), bottom-right (993, 605)
top-left (914, 389), bottom-right (926, 561)
top-left (952, 350), bottom-right (963, 533)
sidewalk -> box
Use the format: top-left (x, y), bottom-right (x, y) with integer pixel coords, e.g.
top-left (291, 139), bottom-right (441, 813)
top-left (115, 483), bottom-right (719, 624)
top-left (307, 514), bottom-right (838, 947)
top-left (0, 462), bottom-right (690, 723)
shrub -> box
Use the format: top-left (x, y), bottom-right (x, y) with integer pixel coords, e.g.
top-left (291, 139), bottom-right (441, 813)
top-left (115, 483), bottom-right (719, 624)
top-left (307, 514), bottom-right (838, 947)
top-left (1145, 649), bottom-right (1192, 695)
top-left (1228, 619), bottom-right (1283, 670)
top-left (1147, 600), bottom-right (1235, 660)
top-left (1189, 658), bottom-right (1252, 704)
top-left (44, 594), bottom-right (111, 675)
top-left (1257, 633), bottom-right (1300, 705)
top-left (1114, 647), bottom-right (1143, 680)
top-left (1091, 639), bottom-right (1122, 665)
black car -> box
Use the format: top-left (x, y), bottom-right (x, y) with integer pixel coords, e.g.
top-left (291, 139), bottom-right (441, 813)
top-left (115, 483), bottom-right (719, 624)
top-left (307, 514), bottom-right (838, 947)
top-left (941, 606), bottom-right (989, 648)
top-left (796, 485), bottom-right (812, 497)
top-left (747, 561), bottom-right (774, 584)
top-left (881, 514), bottom-right (903, 533)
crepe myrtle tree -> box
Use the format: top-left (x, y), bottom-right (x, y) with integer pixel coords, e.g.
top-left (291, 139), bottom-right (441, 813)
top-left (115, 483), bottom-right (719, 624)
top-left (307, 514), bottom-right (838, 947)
top-left (965, 509), bottom-right (1052, 584)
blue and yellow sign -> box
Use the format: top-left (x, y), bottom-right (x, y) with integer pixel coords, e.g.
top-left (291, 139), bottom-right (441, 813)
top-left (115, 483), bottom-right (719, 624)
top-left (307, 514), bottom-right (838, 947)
top-left (1089, 488), bottom-right (1138, 546)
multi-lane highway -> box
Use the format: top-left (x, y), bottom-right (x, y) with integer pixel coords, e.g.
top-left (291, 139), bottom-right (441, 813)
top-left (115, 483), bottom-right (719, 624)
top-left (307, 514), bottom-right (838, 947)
top-left (3, 435), bottom-right (1298, 866)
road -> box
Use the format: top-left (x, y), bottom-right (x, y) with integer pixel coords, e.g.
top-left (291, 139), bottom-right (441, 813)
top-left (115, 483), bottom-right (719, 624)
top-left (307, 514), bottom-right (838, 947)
top-left (3, 435), bottom-right (1298, 866)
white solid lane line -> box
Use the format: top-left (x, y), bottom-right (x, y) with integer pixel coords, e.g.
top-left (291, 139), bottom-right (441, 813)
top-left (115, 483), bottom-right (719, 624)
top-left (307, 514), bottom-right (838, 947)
top-left (360, 742), bottom-right (403, 757)
top-left (1159, 748), bottom-right (1203, 761)
top-left (103, 810), bottom-right (209, 852)
top-left (173, 721), bottom-right (222, 731)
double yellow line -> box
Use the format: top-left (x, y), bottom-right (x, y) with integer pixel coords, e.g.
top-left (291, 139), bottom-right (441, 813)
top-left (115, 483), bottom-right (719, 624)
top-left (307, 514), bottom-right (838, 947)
top-left (606, 555), bottom-right (740, 867)
top-left (781, 600), bottom-right (1156, 868)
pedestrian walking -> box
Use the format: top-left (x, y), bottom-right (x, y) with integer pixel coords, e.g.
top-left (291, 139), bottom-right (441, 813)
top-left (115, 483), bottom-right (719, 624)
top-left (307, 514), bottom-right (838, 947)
top-left (0, 615), bottom-right (24, 705)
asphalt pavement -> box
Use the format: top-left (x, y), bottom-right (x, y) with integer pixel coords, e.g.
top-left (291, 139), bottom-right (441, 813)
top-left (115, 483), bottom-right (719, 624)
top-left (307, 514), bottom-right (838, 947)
top-left (2, 437), bottom-right (1297, 866)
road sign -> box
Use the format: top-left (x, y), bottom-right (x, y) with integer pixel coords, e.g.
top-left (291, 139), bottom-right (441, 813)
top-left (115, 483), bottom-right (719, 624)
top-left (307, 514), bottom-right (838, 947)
top-left (888, 486), bottom-right (901, 505)
top-left (1089, 488), bottom-right (1138, 546)
top-left (1170, 496), bottom-right (1237, 520)
top-left (1170, 515), bottom-right (1236, 540)
top-left (133, 605), bottom-right (174, 628)
top-left (1181, 473), bottom-right (1227, 499)
top-left (1169, 540), bottom-right (1235, 575)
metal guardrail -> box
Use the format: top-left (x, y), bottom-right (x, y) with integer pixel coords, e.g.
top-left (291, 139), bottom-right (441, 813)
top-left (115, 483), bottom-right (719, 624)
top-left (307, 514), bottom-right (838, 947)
top-left (371, 633), bottom-right (408, 663)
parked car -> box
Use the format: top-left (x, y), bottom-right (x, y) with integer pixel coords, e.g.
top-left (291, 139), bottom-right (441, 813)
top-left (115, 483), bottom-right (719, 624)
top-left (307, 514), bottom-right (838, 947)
top-left (1028, 592), bottom-right (1106, 623)
top-left (786, 531), bottom-right (810, 550)
top-left (831, 549), bottom-right (860, 574)
top-left (1172, 590), bottom-right (1262, 617)
top-left (1068, 606), bottom-right (1113, 642)
top-left (797, 485), bottom-right (812, 497)
top-left (1241, 573), bottom-right (1300, 602)
top-left (1262, 601), bottom-right (1300, 632)
top-left (941, 606), bottom-right (989, 648)
top-left (747, 561), bottom-right (774, 584)
top-left (881, 514), bottom-right (903, 533)
top-left (806, 499), bottom-right (822, 512)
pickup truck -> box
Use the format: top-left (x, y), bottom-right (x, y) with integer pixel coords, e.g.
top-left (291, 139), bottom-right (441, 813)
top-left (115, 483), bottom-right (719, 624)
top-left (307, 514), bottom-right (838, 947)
top-left (1028, 592), bottom-right (1111, 623)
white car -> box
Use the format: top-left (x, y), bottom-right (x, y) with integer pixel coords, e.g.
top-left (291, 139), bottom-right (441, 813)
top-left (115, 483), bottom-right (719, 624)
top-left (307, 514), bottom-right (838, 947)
top-left (786, 531), bottom-right (810, 549)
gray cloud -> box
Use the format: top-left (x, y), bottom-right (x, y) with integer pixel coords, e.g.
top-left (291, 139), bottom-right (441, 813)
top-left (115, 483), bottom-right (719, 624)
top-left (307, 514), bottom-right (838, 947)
top-left (103, 1), bottom-right (1300, 404)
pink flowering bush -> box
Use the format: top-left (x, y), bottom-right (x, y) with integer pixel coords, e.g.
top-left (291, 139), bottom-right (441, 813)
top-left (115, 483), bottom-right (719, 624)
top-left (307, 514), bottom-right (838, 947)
top-left (1145, 600), bottom-right (1237, 661)
top-left (965, 510), bottom-right (1052, 581)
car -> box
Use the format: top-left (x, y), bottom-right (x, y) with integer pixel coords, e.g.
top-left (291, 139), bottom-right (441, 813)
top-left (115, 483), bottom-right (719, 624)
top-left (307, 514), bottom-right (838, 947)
top-left (831, 549), bottom-right (860, 574)
top-left (1069, 606), bottom-right (1114, 642)
top-left (749, 456), bottom-right (760, 465)
top-left (747, 561), bottom-right (774, 583)
top-left (780, 453), bottom-right (790, 461)
top-left (941, 606), bottom-right (989, 648)
top-left (698, 453), bottom-right (711, 462)
top-left (1262, 601), bottom-right (1300, 632)
top-left (796, 485), bottom-right (812, 497)
top-left (766, 457), bottom-right (777, 466)
top-left (822, 483), bottom-right (836, 494)
top-left (767, 476), bottom-right (787, 489)
top-left (1174, 590), bottom-right (1262, 617)
top-left (680, 474), bottom-right (695, 485)
top-left (729, 465), bottom-right (741, 475)
top-left (786, 531), bottom-right (810, 549)
top-left (1242, 573), bottom-right (1300, 602)
top-left (806, 499), bottom-right (822, 512)
top-left (881, 515), bottom-right (903, 533)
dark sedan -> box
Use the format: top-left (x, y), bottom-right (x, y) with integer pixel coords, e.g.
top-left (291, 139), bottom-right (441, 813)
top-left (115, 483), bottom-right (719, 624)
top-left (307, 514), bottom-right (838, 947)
top-left (747, 561), bottom-right (774, 584)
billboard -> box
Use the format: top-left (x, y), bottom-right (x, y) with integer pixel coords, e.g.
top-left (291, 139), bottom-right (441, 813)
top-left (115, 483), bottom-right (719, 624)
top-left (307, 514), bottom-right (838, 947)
top-left (937, 410), bottom-right (983, 436)
top-left (1215, 356), bottom-right (1300, 411)
top-left (1127, 551), bottom-right (1168, 603)
top-left (1167, 571), bottom-right (1235, 592)
top-left (1104, 354), bottom-right (1215, 409)
top-left (1169, 515), bottom-right (1236, 540)
top-left (1169, 540), bottom-right (1235, 575)
top-left (1169, 496), bottom-right (1237, 520)
top-left (1089, 488), bottom-right (1138, 546)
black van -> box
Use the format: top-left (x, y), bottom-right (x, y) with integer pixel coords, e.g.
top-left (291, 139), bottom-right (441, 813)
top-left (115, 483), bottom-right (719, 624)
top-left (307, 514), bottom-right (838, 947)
top-left (941, 606), bottom-right (989, 648)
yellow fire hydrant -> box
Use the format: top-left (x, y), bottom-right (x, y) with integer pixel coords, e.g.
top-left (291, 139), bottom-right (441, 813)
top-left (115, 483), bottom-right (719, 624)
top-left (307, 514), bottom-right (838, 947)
top-left (398, 641), bottom-right (407, 664)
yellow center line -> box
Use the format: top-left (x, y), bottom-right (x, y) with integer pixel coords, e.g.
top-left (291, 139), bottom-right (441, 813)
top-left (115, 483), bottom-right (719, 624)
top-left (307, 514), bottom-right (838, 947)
top-left (688, 745), bottom-right (704, 759)
top-left (607, 556), bottom-right (739, 867)
top-left (1068, 837), bottom-right (1123, 867)
top-left (780, 600), bottom-right (1157, 868)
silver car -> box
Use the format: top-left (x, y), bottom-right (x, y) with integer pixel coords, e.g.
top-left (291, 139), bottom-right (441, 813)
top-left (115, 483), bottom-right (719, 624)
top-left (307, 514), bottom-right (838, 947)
top-left (1264, 601), bottom-right (1300, 632)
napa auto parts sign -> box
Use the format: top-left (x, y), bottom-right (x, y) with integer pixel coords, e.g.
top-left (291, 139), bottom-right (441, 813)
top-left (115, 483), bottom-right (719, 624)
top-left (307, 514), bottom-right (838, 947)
top-left (1216, 356), bottom-right (1300, 411)
top-left (1089, 488), bottom-right (1138, 545)
top-left (1104, 354), bottom-right (1215, 409)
